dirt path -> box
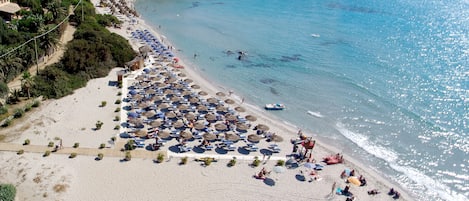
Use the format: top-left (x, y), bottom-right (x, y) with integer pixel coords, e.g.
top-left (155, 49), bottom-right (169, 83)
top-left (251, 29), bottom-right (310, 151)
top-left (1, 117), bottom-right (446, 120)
top-left (7, 23), bottom-right (76, 90)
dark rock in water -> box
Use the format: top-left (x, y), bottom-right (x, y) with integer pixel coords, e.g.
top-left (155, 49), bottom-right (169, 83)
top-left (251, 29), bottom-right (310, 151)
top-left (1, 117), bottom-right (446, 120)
top-left (248, 63), bottom-right (271, 68)
top-left (224, 50), bottom-right (235, 56)
top-left (260, 78), bottom-right (277, 84)
top-left (190, 2), bottom-right (201, 8)
top-left (225, 64), bottom-right (236, 68)
top-left (270, 87), bottom-right (279, 95)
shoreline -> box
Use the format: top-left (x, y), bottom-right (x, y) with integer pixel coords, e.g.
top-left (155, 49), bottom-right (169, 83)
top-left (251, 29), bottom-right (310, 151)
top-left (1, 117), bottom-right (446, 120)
top-left (0, 1), bottom-right (412, 200)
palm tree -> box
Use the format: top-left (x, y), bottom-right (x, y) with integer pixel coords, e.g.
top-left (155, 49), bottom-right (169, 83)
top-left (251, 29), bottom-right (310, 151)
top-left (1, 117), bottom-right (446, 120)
top-left (0, 54), bottom-right (23, 82)
top-left (21, 71), bottom-right (33, 99)
top-left (39, 25), bottom-right (60, 58)
top-left (46, 0), bottom-right (66, 23)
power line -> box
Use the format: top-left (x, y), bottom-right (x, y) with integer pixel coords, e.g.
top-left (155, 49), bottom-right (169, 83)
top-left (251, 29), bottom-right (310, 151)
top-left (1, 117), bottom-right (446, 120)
top-left (0, 0), bottom-right (83, 59)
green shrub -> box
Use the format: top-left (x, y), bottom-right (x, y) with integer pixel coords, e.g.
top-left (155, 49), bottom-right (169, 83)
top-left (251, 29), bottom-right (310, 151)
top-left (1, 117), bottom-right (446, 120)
top-left (228, 157), bottom-right (237, 167)
top-left (111, 137), bottom-right (116, 142)
top-left (43, 150), bottom-right (51, 157)
top-left (1, 119), bottom-right (11, 127)
top-left (124, 151), bottom-right (131, 161)
top-left (97, 153), bottom-right (104, 160)
top-left (115, 99), bottom-right (121, 104)
top-left (24, 104), bottom-right (32, 112)
top-left (204, 158), bottom-right (213, 166)
top-left (13, 108), bottom-right (24, 118)
top-left (114, 116), bottom-right (120, 121)
top-left (99, 143), bottom-right (106, 149)
top-left (48, 141), bottom-right (54, 147)
top-left (73, 142), bottom-right (79, 148)
top-left (276, 160), bottom-right (285, 167)
top-left (180, 156), bottom-right (188, 165)
top-left (54, 137), bottom-right (61, 141)
top-left (125, 140), bottom-right (135, 150)
top-left (32, 100), bottom-right (40, 107)
top-left (0, 106), bottom-right (8, 115)
top-left (114, 107), bottom-right (121, 112)
top-left (17, 149), bottom-right (24, 155)
top-left (252, 156), bottom-right (260, 167)
top-left (95, 120), bottom-right (103, 130)
top-left (156, 153), bottom-right (164, 163)
top-left (100, 101), bottom-right (107, 107)
top-left (114, 125), bottom-right (120, 130)
top-left (117, 91), bottom-right (122, 96)
top-left (23, 139), bottom-right (30, 145)
top-left (69, 153), bottom-right (77, 158)
top-left (0, 183), bottom-right (16, 201)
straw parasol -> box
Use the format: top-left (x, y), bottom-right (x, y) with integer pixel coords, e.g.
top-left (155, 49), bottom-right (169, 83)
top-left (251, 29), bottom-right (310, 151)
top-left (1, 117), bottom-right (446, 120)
top-left (256, 124), bottom-right (270, 131)
top-left (170, 96), bottom-right (181, 102)
top-left (133, 94), bottom-right (143, 101)
top-left (139, 102), bottom-right (151, 108)
top-left (215, 123), bottom-right (227, 131)
top-left (207, 97), bottom-right (218, 104)
top-left (146, 89), bottom-right (156, 94)
top-left (177, 104), bottom-right (189, 111)
top-left (165, 111), bottom-right (177, 119)
top-left (152, 96), bottom-right (162, 102)
top-left (203, 133), bottom-right (217, 141)
top-left (216, 92), bottom-right (226, 97)
top-left (182, 90), bottom-right (192, 97)
top-left (158, 103), bottom-right (169, 109)
top-left (235, 106), bottom-right (246, 112)
top-left (156, 82), bottom-right (166, 88)
top-left (197, 105), bottom-right (208, 112)
top-left (173, 121), bottom-right (185, 129)
top-left (225, 114), bottom-right (237, 122)
top-left (178, 73), bottom-right (186, 77)
top-left (194, 121), bottom-right (206, 130)
top-left (245, 115), bottom-right (257, 122)
top-left (248, 134), bottom-right (261, 143)
top-left (189, 97), bottom-right (200, 104)
top-left (135, 75), bottom-right (146, 81)
top-left (204, 113), bottom-right (217, 121)
top-left (180, 130), bottom-right (193, 140)
top-left (158, 130), bottom-right (170, 138)
top-left (184, 78), bottom-right (193, 83)
top-left (151, 76), bottom-right (161, 81)
top-left (270, 135), bottom-right (284, 142)
top-left (135, 130), bottom-right (148, 138)
top-left (236, 123), bottom-right (248, 131)
top-left (184, 112), bottom-right (196, 120)
top-left (164, 89), bottom-right (174, 95)
top-left (150, 120), bottom-right (162, 127)
top-left (225, 133), bottom-right (240, 141)
top-left (166, 77), bottom-right (177, 83)
top-left (224, 99), bottom-right (235, 104)
top-left (198, 91), bottom-right (208, 96)
top-left (144, 110), bottom-right (156, 118)
top-left (216, 105), bottom-right (228, 113)
top-left (191, 84), bottom-right (201, 89)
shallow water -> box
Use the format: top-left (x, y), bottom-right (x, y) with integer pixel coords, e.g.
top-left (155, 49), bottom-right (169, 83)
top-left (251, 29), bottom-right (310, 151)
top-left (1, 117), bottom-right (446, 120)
top-left (135, 0), bottom-right (469, 200)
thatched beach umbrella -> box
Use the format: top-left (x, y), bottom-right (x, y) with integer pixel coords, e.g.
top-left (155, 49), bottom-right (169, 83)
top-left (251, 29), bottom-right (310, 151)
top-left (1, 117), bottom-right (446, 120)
top-left (164, 89), bottom-right (174, 95)
top-left (178, 73), bottom-right (186, 77)
top-left (224, 99), bottom-right (235, 104)
top-left (135, 130), bottom-right (148, 138)
top-left (189, 97), bottom-right (200, 104)
top-left (184, 112), bottom-right (196, 121)
top-left (170, 96), bottom-right (181, 102)
top-left (136, 75), bottom-right (146, 81)
top-left (146, 88), bottom-right (156, 94)
top-left (236, 123), bottom-right (248, 131)
top-left (139, 102), bottom-right (151, 108)
top-left (225, 114), bottom-right (237, 122)
top-left (198, 91), bottom-right (208, 96)
top-left (248, 134), bottom-right (261, 143)
top-left (182, 90), bottom-right (192, 97)
top-left (215, 123), bottom-right (227, 131)
top-left (150, 120), bottom-right (162, 127)
top-left (207, 97), bottom-right (218, 104)
top-left (197, 105), bottom-right (208, 112)
top-left (204, 113), bottom-right (217, 121)
top-left (191, 84), bottom-right (201, 89)
top-left (216, 105), bottom-right (227, 113)
top-left (158, 103), bottom-right (169, 109)
top-left (180, 130), bottom-right (193, 140)
top-left (235, 106), bottom-right (246, 113)
top-left (178, 104), bottom-right (189, 111)
top-left (165, 111), bottom-right (177, 119)
top-left (156, 82), bottom-right (167, 88)
top-left (151, 96), bottom-right (162, 102)
top-left (245, 115), bottom-right (257, 122)
top-left (173, 121), bottom-right (185, 129)
top-left (140, 82), bottom-right (150, 88)
top-left (166, 77), bottom-right (177, 83)
top-left (144, 110), bottom-right (156, 118)
top-left (184, 78), bottom-right (193, 83)
top-left (203, 133), bottom-right (217, 141)
top-left (256, 124), bottom-right (269, 131)
top-left (216, 92), bottom-right (226, 97)
top-left (133, 94), bottom-right (143, 101)
top-left (194, 122), bottom-right (206, 130)
top-left (172, 83), bottom-right (183, 89)
top-left (158, 130), bottom-right (170, 138)
top-left (151, 76), bottom-right (162, 81)
top-left (225, 133), bottom-right (240, 141)
top-left (270, 135), bottom-right (284, 143)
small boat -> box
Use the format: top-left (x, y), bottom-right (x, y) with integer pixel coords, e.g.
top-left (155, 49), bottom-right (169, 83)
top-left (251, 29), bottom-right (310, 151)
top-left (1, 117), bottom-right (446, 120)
top-left (265, 103), bottom-right (285, 110)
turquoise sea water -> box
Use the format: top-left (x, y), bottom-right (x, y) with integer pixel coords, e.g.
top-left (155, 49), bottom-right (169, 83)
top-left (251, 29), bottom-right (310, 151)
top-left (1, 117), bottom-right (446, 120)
top-left (134, 0), bottom-right (469, 200)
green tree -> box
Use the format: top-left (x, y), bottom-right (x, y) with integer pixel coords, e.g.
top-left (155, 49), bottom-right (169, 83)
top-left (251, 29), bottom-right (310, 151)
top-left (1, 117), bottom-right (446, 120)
top-left (0, 54), bottom-right (23, 82)
top-left (46, 0), bottom-right (66, 23)
top-left (21, 72), bottom-right (33, 99)
top-left (39, 25), bottom-right (60, 58)
top-left (0, 183), bottom-right (16, 201)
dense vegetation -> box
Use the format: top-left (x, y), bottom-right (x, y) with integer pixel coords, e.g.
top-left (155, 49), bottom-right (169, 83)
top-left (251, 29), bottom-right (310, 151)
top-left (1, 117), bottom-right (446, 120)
top-left (0, 184), bottom-right (16, 201)
top-left (0, 0), bottom-right (135, 99)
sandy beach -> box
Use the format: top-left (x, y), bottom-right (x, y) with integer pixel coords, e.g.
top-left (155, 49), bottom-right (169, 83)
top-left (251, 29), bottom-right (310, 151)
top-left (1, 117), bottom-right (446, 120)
top-left (0, 1), bottom-right (411, 201)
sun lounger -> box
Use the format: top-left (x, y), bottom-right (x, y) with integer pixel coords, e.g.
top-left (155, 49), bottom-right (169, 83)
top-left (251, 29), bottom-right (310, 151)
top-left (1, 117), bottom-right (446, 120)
top-left (179, 145), bottom-right (192, 153)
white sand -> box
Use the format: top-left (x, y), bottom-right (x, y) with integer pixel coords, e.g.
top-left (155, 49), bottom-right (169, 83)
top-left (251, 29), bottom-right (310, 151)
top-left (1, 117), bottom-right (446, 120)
top-left (0, 1), bottom-right (412, 201)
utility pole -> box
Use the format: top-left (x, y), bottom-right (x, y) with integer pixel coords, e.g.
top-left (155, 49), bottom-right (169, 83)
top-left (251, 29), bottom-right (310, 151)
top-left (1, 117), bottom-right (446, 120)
top-left (34, 37), bottom-right (39, 75)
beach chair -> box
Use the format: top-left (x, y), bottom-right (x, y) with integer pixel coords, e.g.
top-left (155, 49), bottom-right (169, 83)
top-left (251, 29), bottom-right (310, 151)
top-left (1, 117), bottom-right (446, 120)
top-left (225, 144), bottom-right (236, 151)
